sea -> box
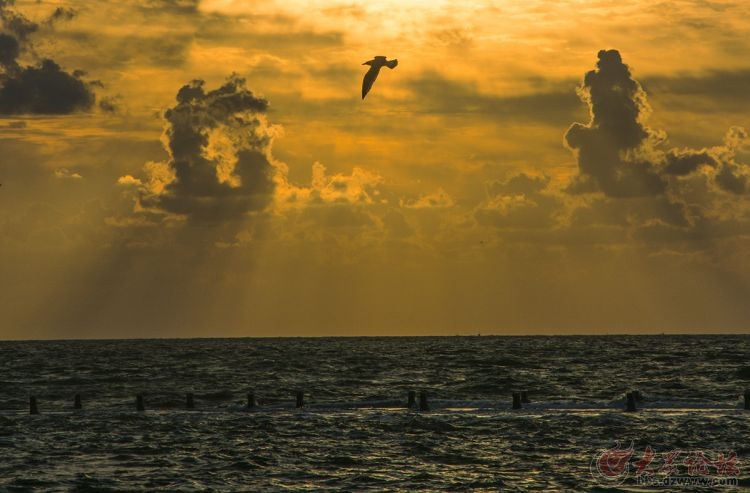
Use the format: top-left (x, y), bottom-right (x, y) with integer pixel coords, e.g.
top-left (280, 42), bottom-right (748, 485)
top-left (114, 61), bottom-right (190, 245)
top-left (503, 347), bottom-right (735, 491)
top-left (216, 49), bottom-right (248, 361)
top-left (1, 335), bottom-right (749, 492)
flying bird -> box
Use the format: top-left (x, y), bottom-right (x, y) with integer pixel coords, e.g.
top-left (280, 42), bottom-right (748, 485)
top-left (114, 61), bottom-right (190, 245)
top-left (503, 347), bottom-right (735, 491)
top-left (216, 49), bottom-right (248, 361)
top-left (361, 56), bottom-right (398, 99)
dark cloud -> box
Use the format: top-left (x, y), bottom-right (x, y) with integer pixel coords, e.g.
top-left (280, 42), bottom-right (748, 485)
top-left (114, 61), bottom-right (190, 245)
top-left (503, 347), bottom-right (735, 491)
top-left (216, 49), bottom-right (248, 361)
top-left (564, 49), bottom-right (750, 202)
top-left (642, 69), bottom-right (750, 112)
top-left (0, 0), bottom-right (37, 41)
top-left (138, 0), bottom-right (200, 15)
top-left (0, 1), bottom-right (96, 114)
top-left (98, 97), bottom-right (119, 113)
top-left (715, 163), bottom-right (748, 194)
top-left (564, 49), bottom-right (667, 197)
top-left (712, 127), bottom-right (750, 195)
top-left (0, 59), bottom-right (94, 114)
top-left (131, 76), bottom-right (276, 224)
top-left (46, 7), bottom-right (77, 26)
top-left (0, 31), bottom-right (18, 67)
top-left (408, 72), bottom-right (583, 124)
top-left (664, 149), bottom-right (716, 176)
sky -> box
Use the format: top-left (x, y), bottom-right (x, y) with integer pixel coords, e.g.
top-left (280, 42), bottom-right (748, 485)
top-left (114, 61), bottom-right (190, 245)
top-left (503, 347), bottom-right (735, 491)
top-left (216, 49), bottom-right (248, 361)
top-left (1, 0), bottom-right (750, 339)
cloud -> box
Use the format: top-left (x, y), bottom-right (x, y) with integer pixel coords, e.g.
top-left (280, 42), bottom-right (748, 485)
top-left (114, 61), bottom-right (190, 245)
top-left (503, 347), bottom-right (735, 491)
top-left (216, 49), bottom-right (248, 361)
top-left (0, 59), bottom-right (95, 114)
top-left (565, 49), bottom-right (750, 203)
top-left (46, 7), bottom-right (77, 26)
top-left (0, 31), bottom-right (18, 68)
top-left (564, 49), bottom-right (667, 198)
top-left (309, 162), bottom-right (383, 205)
top-left (663, 149), bottom-right (716, 176)
top-left (0, 0), bottom-right (37, 41)
top-left (407, 72), bottom-right (582, 124)
top-left (642, 69), bottom-right (750, 113)
top-left (475, 173), bottom-right (562, 230)
top-left (54, 168), bottom-right (83, 180)
top-left (401, 188), bottom-right (455, 209)
top-left (139, 0), bottom-right (200, 15)
top-left (0, 1), bottom-right (96, 115)
top-left (273, 161), bottom-right (385, 214)
top-left (712, 127), bottom-right (749, 195)
top-left (123, 76), bottom-right (277, 224)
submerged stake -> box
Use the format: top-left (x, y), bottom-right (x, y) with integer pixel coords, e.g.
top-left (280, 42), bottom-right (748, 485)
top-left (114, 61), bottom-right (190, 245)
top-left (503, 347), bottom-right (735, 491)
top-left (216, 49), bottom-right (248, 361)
top-left (296, 391), bottom-right (304, 408)
top-left (625, 392), bottom-right (637, 412)
top-left (186, 392), bottom-right (194, 409)
top-left (247, 392), bottom-right (256, 409)
top-left (30, 396), bottom-right (39, 415)
top-left (74, 394), bottom-right (82, 410)
top-left (419, 391), bottom-right (429, 411)
top-left (512, 392), bottom-right (522, 410)
top-left (136, 394), bottom-right (145, 412)
top-left (407, 390), bottom-right (416, 409)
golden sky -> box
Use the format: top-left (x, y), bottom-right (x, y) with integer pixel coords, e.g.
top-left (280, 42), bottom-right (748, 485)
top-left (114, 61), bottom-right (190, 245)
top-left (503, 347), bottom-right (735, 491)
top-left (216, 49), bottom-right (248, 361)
top-left (1, 0), bottom-right (750, 339)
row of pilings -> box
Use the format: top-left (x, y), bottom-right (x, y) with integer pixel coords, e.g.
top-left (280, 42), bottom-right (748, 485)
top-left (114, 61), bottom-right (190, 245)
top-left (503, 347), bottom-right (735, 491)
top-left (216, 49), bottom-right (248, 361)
top-left (25, 390), bottom-right (750, 414)
top-left (26, 390), bottom-right (520, 414)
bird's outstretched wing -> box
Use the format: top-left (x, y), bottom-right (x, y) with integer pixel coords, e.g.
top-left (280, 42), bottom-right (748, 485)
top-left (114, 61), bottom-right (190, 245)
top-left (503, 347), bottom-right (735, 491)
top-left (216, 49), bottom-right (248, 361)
top-left (362, 66), bottom-right (379, 99)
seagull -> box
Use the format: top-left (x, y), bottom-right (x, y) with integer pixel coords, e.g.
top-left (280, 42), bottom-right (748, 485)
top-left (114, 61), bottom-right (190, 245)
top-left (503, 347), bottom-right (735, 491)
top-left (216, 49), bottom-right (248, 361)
top-left (361, 56), bottom-right (398, 99)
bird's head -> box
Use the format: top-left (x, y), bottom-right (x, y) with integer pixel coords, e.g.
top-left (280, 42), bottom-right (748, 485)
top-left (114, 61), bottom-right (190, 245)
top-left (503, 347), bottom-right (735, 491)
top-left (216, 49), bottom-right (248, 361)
top-left (363, 60), bottom-right (373, 66)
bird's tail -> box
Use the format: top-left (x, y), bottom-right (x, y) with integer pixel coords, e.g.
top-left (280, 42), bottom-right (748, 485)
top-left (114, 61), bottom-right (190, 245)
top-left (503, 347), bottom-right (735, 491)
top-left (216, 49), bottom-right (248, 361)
top-left (386, 59), bottom-right (398, 69)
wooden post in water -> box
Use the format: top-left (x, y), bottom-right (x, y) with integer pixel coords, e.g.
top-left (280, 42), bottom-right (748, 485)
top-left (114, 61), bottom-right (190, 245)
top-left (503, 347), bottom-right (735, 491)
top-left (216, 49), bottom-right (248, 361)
top-left (296, 391), bottom-right (304, 408)
top-left (512, 392), bottom-right (521, 410)
top-left (633, 390), bottom-right (643, 402)
top-left (74, 394), bottom-right (82, 410)
top-left (521, 391), bottom-right (530, 404)
top-left (136, 394), bottom-right (145, 412)
top-left (29, 396), bottom-right (39, 415)
top-left (186, 392), bottom-right (194, 409)
top-left (744, 391), bottom-right (750, 410)
top-left (247, 392), bottom-right (256, 409)
top-left (625, 392), bottom-right (637, 412)
top-left (419, 391), bottom-right (429, 411)
top-left (407, 390), bottom-right (416, 409)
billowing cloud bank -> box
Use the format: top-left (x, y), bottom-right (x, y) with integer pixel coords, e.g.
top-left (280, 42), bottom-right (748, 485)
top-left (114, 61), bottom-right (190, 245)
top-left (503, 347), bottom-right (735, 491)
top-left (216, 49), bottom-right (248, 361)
top-left (0, 0), bottom-right (95, 114)
top-left (565, 49), bottom-right (747, 199)
top-left (120, 76), bottom-right (277, 224)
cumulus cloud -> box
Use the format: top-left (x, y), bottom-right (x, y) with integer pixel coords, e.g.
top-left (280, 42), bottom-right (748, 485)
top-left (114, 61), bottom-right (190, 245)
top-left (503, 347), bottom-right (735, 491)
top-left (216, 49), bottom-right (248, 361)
top-left (565, 49), bottom-right (750, 200)
top-left (122, 76), bottom-right (277, 224)
top-left (309, 162), bottom-right (383, 205)
top-left (274, 161), bottom-right (385, 214)
top-left (0, 1), bottom-right (95, 114)
top-left (564, 49), bottom-right (666, 197)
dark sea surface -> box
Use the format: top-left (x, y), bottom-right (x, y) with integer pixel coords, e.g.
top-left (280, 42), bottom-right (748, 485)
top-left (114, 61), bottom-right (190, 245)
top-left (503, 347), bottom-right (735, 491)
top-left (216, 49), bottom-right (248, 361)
top-left (1, 335), bottom-right (750, 492)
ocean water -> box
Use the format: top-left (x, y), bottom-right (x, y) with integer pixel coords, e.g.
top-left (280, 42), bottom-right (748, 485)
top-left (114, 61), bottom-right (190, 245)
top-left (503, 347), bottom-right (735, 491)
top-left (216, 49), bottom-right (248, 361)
top-left (1, 335), bottom-right (749, 492)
